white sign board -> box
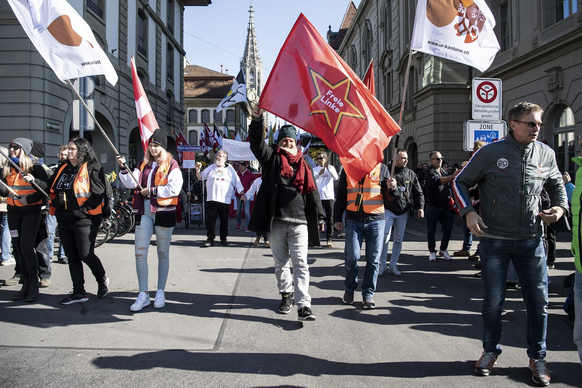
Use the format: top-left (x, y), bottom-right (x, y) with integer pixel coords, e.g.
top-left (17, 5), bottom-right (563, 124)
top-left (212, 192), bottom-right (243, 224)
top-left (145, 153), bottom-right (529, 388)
top-left (472, 78), bottom-right (502, 120)
top-left (463, 120), bottom-right (507, 152)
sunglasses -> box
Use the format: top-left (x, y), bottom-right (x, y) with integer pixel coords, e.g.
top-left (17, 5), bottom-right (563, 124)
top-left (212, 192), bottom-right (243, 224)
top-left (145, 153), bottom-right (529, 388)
top-left (431, 157), bottom-right (443, 161)
top-left (317, 157), bottom-right (325, 160)
top-left (9, 145), bottom-right (21, 151)
top-left (514, 120), bottom-right (545, 128)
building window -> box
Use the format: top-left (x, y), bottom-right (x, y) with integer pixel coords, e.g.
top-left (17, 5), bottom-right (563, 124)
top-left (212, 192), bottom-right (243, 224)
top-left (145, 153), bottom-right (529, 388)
top-left (405, 66), bottom-right (416, 110)
top-left (384, 2), bottom-right (392, 46)
top-left (167, 0), bottom-right (174, 35)
top-left (226, 110), bottom-right (235, 124)
top-left (543, 0), bottom-right (578, 28)
top-left (188, 130), bottom-right (198, 146)
top-left (201, 109), bottom-right (210, 123)
top-left (351, 45), bottom-right (358, 70)
top-left (87, 0), bottom-right (104, 18)
top-left (363, 22), bottom-right (372, 71)
top-left (137, 10), bottom-right (148, 57)
top-left (166, 44), bottom-right (174, 81)
top-left (166, 91), bottom-right (173, 122)
top-left (499, 1), bottom-right (511, 52)
top-left (214, 110), bottom-right (222, 123)
top-left (552, 106), bottom-right (576, 177)
top-left (384, 72), bottom-right (391, 107)
top-left (188, 109), bottom-right (197, 123)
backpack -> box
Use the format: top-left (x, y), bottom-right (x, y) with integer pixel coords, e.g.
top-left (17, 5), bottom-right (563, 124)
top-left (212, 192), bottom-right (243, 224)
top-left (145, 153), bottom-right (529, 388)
top-left (563, 272), bottom-right (576, 320)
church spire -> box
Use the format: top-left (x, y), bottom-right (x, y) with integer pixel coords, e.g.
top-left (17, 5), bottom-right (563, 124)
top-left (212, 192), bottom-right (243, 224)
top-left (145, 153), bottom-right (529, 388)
top-left (241, 2), bottom-right (263, 101)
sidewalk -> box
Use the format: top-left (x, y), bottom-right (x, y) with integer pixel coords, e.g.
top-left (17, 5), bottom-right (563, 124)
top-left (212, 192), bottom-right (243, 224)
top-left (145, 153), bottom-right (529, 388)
top-left (0, 217), bottom-right (580, 387)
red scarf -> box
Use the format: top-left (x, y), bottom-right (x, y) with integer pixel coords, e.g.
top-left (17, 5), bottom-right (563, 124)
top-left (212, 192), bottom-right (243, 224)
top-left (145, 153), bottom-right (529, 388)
top-left (276, 146), bottom-right (317, 195)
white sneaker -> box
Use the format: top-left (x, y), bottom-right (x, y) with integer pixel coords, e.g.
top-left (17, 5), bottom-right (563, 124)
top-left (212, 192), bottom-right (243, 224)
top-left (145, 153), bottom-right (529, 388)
top-left (0, 257), bottom-right (16, 266)
top-left (154, 289), bottom-right (165, 309)
top-left (130, 292), bottom-right (150, 312)
top-left (429, 252), bottom-right (437, 261)
top-left (389, 267), bottom-right (402, 276)
top-left (439, 250), bottom-right (452, 260)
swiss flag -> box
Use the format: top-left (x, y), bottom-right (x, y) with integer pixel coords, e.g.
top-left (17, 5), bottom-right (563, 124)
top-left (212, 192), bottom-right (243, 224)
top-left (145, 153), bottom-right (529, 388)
top-left (131, 56), bottom-right (159, 154)
top-left (259, 14), bottom-right (400, 182)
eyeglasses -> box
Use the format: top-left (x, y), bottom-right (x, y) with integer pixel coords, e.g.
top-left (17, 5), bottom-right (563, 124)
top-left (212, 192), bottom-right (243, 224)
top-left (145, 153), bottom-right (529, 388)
top-left (9, 145), bottom-right (20, 151)
top-left (317, 157), bottom-right (325, 160)
top-left (514, 120), bottom-right (545, 128)
top-left (431, 157), bottom-right (443, 161)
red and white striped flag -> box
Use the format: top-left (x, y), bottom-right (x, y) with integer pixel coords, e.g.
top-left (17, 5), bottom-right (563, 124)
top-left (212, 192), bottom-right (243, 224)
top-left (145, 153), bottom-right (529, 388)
top-left (131, 56), bottom-right (158, 154)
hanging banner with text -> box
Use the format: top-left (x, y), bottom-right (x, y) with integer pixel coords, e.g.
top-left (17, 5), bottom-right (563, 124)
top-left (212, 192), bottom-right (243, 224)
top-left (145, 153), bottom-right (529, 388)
top-left (221, 139), bottom-right (257, 162)
top-left (177, 145), bottom-right (201, 169)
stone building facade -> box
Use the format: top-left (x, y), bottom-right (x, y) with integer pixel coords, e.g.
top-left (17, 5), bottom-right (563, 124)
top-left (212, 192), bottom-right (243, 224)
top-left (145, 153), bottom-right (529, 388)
top-left (330, 0), bottom-right (581, 176)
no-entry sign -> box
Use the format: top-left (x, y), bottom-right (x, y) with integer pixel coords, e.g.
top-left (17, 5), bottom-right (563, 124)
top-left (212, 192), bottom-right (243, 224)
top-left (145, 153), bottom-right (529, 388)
top-left (472, 78), bottom-right (502, 120)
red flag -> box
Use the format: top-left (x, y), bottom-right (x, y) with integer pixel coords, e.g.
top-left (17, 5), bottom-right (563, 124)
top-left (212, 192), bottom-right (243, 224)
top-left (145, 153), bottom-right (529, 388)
top-left (173, 127), bottom-right (189, 164)
top-left (131, 56), bottom-right (159, 154)
top-left (199, 127), bottom-right (209, 157)
top-left (363, 59), bottom-right (375, 96)
top-left (259, 14), bottom-right (400, 181)
top-left (204, 123), bottom-right (220, 151)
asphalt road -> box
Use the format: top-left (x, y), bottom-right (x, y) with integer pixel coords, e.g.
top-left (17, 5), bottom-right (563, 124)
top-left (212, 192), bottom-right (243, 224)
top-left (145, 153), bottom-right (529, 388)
top-left (0, 216), bottom-right (580, 387)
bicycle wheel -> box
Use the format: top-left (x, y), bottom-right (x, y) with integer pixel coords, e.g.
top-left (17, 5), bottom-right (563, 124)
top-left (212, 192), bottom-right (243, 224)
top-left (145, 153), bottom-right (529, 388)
top-left (114, 203), bottom-right (133, 237)
top-left (95, 218), bottom-right (110, 248)
top-left (106, 213), bottom-right (119, 242)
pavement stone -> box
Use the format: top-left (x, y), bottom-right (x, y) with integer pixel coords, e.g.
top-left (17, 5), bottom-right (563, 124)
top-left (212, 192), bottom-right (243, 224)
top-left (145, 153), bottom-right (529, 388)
top-left (0, 216), bottom-right (580, 387)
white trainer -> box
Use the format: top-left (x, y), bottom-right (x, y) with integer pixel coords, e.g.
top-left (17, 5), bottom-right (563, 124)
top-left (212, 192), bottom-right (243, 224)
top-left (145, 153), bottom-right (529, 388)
top-left (429, 252), bottom-right (437, 261)
top-left (130, 292), bottom-right (150, 312)
top-left (440, 250), bottom-right (452, 260)
top-left (154, 289), bottom-right (166, 309)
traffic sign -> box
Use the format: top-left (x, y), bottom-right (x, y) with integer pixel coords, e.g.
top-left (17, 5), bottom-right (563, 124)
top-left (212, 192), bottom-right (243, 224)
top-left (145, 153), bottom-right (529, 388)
top-left (463, 120), bottom-right (507, 151)
top-left (472, 78), bottom-right (502, 120)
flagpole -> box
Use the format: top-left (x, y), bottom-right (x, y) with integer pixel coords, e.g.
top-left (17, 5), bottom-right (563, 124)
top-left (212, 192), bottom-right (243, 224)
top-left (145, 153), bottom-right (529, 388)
top-left (0, 148), bottom-right (51, 200)
top-left (390, 49), bottom-right (415, 177)
top-left (65, 79), bottom-right (143, 190)
top-left (0, 180), bottom-right (21, 199)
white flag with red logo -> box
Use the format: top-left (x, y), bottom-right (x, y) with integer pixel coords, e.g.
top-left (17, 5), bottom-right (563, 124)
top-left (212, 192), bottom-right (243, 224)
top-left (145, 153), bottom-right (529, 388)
top-left (411, 0), bottom-right (500, 72)
top-left (131, 56), bottom-right (158, 154)
top-left (7, 0), bottom-right (118, 85)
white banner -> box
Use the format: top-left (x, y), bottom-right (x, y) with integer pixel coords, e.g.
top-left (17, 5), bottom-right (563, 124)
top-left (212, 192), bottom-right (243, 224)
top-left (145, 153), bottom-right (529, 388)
top-left (411, 0), bottom-right (500, 73)
top-left (221, 139), bottom-right (257, 162)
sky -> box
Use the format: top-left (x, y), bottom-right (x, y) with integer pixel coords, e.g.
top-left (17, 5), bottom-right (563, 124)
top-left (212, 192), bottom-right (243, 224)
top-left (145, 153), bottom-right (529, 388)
top-left (183, 0), bottom-right (362, 81)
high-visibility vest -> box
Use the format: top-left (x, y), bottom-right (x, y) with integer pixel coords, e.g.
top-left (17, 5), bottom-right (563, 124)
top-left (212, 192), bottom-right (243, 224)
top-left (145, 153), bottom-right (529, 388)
top-left (346, 163), bottom-right (384, 214)
top-left (136, 159), bottom-right (178, 207)
top-left (49, 163), bottom-right (102, 216)
top-left (5, 168), bottom-right (42, 207)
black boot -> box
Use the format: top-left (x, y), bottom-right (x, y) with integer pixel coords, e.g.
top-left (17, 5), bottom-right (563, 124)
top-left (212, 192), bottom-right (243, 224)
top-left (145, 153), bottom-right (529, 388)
top-left (13, 279), bottom-right (30, 300)
top-left (26, 280), bottom-right (39, 302)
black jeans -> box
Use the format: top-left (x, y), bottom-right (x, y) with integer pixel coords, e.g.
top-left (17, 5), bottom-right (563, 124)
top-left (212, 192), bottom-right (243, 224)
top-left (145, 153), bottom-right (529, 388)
top-left (206, 201), bottom-right (230, 242)
top-left (13, 214), bottom-right (52, 279)
top-left (58, 215), bottom-right (105, 294)
top-left (321, 199), bottom-right (334, 240)
top-left (8, 211), bottom-right (41, 282)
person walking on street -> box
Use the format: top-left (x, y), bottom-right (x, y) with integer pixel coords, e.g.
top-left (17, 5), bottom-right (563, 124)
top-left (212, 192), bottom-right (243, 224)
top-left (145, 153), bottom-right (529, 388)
top-left (453, 102), bottom-right (567, 386)
top-left (426, 151), bottom-right (459, 261)
top-left (47, 145), bottom-right (70, 265)
top-left (235, 162), bottom-right (254, 232)
top-left (334, 162), bottom-right (393, 309)
top-left (48, 137), bottom-right (109, 305)
top-left (118, 129), bottom-right (182, 312)
top-left (314, 151), bottom-right (338, 248)
top-left (379, 149), bottom-right (424, 276)
top-left (195, 150), bottom-right (244, 247)
top-left (248, 105), bottom-right (325, 321)
top-left (1, 138), bottom-right (50, 302)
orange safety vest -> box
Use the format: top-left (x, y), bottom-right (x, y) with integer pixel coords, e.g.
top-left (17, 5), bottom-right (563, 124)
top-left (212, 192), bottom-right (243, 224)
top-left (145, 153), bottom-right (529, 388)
top-left (136, 159), bottom-right (178, 207)
top-left (5, 168), bottom-right (43, 207)
top-left (346, 163), bottom-right (384, 214)
top-left (49, 163), bottom-right (102, 216)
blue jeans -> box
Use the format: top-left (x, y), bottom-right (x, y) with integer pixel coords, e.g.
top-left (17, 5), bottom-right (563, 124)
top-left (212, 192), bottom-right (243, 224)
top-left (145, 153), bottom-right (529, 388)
top-left (426, 205), bottom-right (453, 253)
top-left (380, 210), bottom-right (408, 270)
top-left (235, 197), bottom-right (250, 228)
top-left (46, 214), bottom-right (66, 259)
top-left (134, 200), bottom-right (174, 292)
top-left (480, 237), bottom-right (548, 359)
top-left (462, 220), bottom-right (473, 252)
top-left (1, 212), bottom-right (12, 262)
top-left (344, 218), bottom-right (384, 298)
top-left (574, 269), bottom-right (582, 366)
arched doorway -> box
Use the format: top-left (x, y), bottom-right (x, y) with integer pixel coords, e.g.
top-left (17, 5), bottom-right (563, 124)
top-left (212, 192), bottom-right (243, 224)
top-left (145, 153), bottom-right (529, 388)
top-left (547, 105), bottom-right (576, 179)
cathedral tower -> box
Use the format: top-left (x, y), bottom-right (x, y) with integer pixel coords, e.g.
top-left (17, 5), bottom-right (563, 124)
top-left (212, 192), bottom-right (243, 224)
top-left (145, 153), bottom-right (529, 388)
top-left (240, 3), bottom-right (263, 103)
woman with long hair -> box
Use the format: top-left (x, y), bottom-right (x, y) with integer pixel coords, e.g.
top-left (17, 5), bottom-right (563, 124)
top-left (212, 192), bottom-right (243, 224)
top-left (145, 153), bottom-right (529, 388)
top-left (48, 137), bottom-right (109, 305)
top-left (0, 138), bottom-right (50, 302)
top-left (117, 129), bottom-right (182, 312)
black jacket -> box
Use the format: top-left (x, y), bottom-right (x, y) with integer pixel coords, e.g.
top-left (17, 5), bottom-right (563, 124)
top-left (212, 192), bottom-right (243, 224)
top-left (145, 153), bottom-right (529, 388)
top-left (425, 165), bottom-right (451, 208)
top-left (384, 162), bottom-right (425, 215)
top-left (248, 117), bottom-right (324, 246)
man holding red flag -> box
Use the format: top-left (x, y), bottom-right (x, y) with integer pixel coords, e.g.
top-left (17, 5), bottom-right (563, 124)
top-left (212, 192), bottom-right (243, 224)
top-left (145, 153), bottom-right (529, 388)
top-left (258, 14), bottom-right (399, 183)
top-left (248, 105), bottom-right (325, 321)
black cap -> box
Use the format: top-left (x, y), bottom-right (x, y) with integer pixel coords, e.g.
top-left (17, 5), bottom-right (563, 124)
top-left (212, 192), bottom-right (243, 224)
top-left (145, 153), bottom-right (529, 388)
top-left (31, 141), bottom-right (46, 159)
top-left (149, 129), bottom-right (167, 150)
top-left (277, 125), bottom-right (297, 144)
